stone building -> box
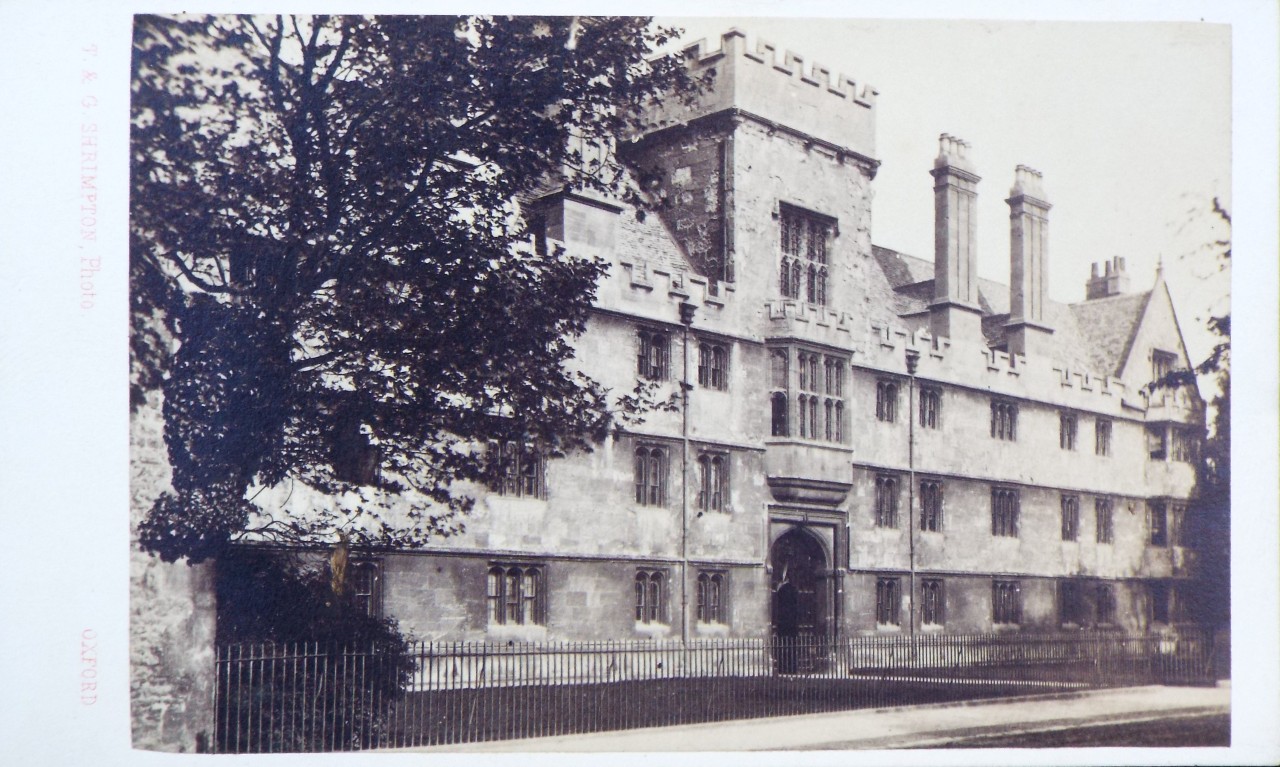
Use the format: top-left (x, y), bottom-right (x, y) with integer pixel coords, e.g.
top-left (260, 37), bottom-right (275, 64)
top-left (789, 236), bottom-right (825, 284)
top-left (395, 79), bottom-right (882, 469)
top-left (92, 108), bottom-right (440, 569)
top-left (260, 29), bottom-right (1205, 644)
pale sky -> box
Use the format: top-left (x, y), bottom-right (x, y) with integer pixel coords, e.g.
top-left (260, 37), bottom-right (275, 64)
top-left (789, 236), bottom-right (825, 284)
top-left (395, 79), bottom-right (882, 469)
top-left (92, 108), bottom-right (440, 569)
top-left (658, 17), bottom-right (1231, 371)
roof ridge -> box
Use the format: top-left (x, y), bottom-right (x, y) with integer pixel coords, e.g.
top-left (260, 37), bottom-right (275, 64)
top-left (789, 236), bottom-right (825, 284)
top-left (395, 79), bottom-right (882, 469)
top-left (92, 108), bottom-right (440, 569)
top-left (1069, 288), bottom-right (1152, 307)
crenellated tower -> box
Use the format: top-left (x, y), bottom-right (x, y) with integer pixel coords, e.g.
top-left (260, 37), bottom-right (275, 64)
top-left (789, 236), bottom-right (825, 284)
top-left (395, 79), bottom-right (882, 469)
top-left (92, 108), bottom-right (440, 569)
top-left (622, 28), bottom-right (879, 327)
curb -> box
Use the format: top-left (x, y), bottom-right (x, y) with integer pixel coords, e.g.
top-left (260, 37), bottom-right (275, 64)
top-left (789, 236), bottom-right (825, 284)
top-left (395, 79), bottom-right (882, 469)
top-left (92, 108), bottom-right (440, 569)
top-left (804, 705), bottom-right (1231, 750)
top-left (387, 685), bottom-right (1229, 753)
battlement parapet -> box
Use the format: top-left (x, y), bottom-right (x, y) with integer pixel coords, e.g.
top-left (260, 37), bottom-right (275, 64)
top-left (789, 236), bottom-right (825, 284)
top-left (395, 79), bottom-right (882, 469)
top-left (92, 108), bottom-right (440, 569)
top-left (765, 300), bottom-right (856, 344)
top-left (615, 257), bottom-right (734, 313)
top-left (640, 28), bottom-right (877, 162)
top-left (855, 318), bottom-right (1133, 414)
top-left (859, 322), bottom-right (948, 377)
top-left (984, 348), bottom-right (1025, 376)
top-left (686, 30), bottom-right (879, 106)
top-left (1051, 365), bottom-right (1127, 400)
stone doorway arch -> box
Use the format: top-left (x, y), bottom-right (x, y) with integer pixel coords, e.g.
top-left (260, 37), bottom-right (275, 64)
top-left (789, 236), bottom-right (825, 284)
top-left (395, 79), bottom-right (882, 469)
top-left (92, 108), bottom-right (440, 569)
top-left (770, 526), bottom-right (830, 672)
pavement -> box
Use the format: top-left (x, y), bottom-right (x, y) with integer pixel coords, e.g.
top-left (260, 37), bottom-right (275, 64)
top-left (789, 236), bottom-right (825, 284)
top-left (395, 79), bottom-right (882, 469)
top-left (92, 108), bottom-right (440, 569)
top-left (393, 683), bottom-right (1230, 752)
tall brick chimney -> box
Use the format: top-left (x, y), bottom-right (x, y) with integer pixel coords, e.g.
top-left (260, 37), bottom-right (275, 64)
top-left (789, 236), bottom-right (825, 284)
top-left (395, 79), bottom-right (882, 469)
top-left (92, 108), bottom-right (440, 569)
top-left (1005, 165), bottom-right (1054, 357)
top-left (1086, 256), bottom-right (1131, 299)
top-left (929, 134), bottom-right (984, 342)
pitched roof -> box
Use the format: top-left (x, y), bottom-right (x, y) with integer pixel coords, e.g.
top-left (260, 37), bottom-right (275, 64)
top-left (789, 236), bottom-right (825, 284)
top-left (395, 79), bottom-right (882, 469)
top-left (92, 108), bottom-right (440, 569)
top-left (869, 244), bottom-right (1123, 376)
top-left (615, 208), bottom-right (690, 274)
top-left (872, 246), bottom-right (1010, 315)
top-left (1067, 291), bottom-right (1152, 378)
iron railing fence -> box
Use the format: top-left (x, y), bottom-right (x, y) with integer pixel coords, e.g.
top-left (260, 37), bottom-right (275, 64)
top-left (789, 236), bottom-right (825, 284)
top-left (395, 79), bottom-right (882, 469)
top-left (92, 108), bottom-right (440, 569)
top-left (214, 628), bottom-right (1215, 753)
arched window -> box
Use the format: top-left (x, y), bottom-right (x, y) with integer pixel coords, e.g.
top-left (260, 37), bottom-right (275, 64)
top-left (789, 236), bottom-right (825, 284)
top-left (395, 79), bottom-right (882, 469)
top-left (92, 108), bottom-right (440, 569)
top-left (637, 328), bottom-right (669, 380)
top-left (991, 488), bottom-right (1020, 537)
top-left (634, 570), bottom-right (666, 623)
top-left (990, 400), bottom-right (1018, 441)
top-left (698, 452), bottom-right (728, 512)
top-left (712, 346), bottom-right (727, 389)
top-left (1061, 494), bottom-right (1080, 541)
top-left (993, 580), bottom-right (1022, 625)
top-left (487, 564), bottom-right (545, 625)
top-left (698, 341), bottom-right (729, 390)
top-left (634, 446), bottom-right (666, 505)
top-left (488, 441), bottom-right (545, 498)
top-left (876, 380), bottom-right (899, 423)
top-left (920, 480), bottom-right (944, 532)
top-left (920, 388), bottom-right (942, 429)
top-left (696, 570), bottom-right (727, 624)
top-left (875, 475), bottom-right (900, 528)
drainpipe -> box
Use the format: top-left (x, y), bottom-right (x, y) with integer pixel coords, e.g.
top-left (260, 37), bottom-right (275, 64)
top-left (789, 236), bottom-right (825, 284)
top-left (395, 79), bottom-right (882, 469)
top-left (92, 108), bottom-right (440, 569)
top-left (905, 348), bottom-right (920, 639)
top-left (678, 301), bottom-right (697, 645)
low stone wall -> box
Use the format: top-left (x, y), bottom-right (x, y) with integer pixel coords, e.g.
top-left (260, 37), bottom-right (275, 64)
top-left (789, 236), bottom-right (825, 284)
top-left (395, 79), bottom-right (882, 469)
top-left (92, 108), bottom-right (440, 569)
top-left (129, 391), bottom-right (216, 752)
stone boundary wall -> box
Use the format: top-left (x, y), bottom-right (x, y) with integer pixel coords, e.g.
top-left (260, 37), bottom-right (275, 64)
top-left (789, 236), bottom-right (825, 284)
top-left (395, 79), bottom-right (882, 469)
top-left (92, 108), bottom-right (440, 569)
top-left (129, 390), bottom-right (216, 752)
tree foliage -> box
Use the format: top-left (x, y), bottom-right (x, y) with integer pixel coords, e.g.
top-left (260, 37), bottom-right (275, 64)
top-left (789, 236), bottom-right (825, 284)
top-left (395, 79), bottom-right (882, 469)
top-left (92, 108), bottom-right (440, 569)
top-left (131, 15), bottom-right (697, 563)
top-left (215, 546), bottom-right (415, 751)
top-left (1191, 199), bottom-right (1230, 628)
top-left (1147, 197), bottom-right (1230, 628)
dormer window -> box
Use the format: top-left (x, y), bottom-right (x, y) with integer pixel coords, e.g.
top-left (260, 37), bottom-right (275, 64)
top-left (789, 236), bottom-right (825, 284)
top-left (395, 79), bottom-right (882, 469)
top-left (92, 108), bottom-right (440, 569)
top-left (1152, 349), bottom-right (1179, 386)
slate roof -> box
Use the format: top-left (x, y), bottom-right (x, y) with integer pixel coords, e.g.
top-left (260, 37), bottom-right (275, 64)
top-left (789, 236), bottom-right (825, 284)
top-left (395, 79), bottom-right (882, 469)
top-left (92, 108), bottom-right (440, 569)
top-left (1067, 291), bottom-right (1152, 377)
top-left (872, 246), bottom-right (1010, 315)
top-left (869, 245), bottom-right (1142, 377)
top-left (615, 209), bottom-right (689, 274)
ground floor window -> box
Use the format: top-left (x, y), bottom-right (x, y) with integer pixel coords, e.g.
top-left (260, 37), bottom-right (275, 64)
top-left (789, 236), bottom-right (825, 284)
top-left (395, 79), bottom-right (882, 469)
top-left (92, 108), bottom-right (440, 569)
top-left (1095, 583), bottom-right (1117, 625)
top-left (1059, 580), bottom-right (1085, 626)
top-left (875, 577), bottom-right (901, 627)
top-left (1150, 581), bottom-right (1171, 624)
top-left (992, 580), bottom-right (1021, 626)
top-left (921, 578), bottom-right (944, 627)
top-left (696, 570), bottom-right (727, 624)
top-left (349, 560), bottom-right (382, 619)
top-left (634, 569), bottom-right (667, 624)
top-left (486, 564), bottom-right (545, 625)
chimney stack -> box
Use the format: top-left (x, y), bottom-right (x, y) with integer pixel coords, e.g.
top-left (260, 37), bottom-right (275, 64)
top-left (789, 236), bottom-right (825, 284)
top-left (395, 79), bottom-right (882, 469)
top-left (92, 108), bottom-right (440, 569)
top-left (929, 134), bottom-right (984, 342)
top-left (1085, 256), bottom-right (1131, 299)
top-left (1005, 165), bottom-right (1054, 357)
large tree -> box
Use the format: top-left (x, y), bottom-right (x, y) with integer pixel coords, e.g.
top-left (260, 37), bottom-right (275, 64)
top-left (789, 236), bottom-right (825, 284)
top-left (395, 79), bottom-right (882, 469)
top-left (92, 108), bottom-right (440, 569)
top-left (131, 15), bottom-right (696, 563)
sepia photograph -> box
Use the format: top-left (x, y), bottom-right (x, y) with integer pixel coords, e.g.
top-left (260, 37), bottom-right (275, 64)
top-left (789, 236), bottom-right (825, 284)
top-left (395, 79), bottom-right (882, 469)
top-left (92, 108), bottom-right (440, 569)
top-left (1, 2), bottom-right (1276, 765)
